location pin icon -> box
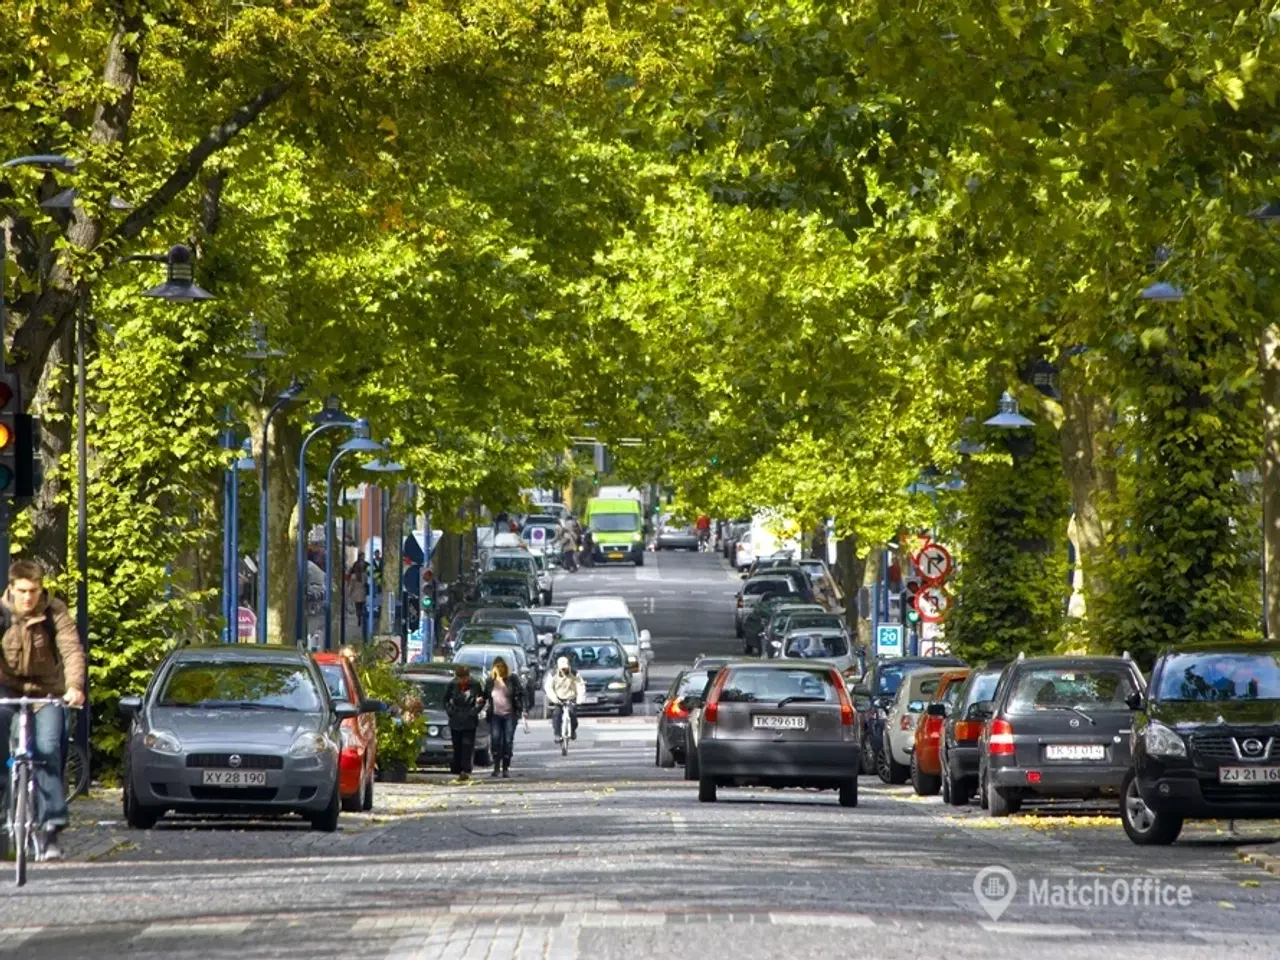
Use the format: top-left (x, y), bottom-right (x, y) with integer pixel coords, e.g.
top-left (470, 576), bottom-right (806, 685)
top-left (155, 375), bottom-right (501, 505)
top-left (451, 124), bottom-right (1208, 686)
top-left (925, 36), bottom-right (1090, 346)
top-left (973, 865), bottom-right (1017, 921)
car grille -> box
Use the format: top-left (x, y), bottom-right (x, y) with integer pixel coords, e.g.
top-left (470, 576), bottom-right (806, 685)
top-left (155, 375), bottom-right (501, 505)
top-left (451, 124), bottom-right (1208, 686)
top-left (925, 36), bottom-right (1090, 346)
top-left (189, 786), bottom-right (279, 802)
top-left (1190, 734), bottom-right (1277, 765)
top-left (1200, 782), bottom-right (1280, 805)
top-left (185, 753), bottom-right (284, 770)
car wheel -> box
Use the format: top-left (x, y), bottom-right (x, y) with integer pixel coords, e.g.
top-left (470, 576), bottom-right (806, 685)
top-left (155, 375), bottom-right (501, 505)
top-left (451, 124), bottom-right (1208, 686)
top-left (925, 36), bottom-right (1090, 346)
top-left (698, 772), bottom-right (717, 803)
top-left (340, 776), bottom-right (363, 813)
top-left (986, 776), bottom-right (1021, 817)
top-left (940, 766), bottom-right (951, 804)
top-left (1120, 770), bottom-right (1183, 845)
top-left (944, 768), bottom-right (968, 807)
top-left (735, 624), bottom-right (744, 639)
top-left (910, 752), bottom-right (941, 796)
top-left (362, 773), bottom-right (374, 812)
top-left (979, 768), bottom-right (989, 810)
top-left (123, 778), bottom-right (162, 830)
top-left (859, 732), bottom-right (876, 776)
top-left (310, 780), bottom-right (341, 832)
top-left (838, 778), bottom-right (858, 808)
top-left (657, 736), bottom-right (676, 769)
top-left (684, 733), bottom-right (700, 781)
top-left (878, 742), bottom-right (909, 785)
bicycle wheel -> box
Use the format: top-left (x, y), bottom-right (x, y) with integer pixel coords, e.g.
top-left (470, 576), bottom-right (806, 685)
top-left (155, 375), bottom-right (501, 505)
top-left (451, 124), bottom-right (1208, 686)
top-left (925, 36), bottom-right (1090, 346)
top-left (12, 764), bottom-right (30, 886)
top-left (64, 742), bottom-right (90, 802)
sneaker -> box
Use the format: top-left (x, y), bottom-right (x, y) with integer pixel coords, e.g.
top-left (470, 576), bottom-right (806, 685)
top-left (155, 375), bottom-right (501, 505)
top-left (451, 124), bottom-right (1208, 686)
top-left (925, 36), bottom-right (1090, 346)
top-left (490, 768), bottom-right (500, 778)
top-left (502, 769), bottom-right (510, 779)
top-left (571, 732), bottom-right (577, 741)
top-left (40, 826), bottom-right (62, 862)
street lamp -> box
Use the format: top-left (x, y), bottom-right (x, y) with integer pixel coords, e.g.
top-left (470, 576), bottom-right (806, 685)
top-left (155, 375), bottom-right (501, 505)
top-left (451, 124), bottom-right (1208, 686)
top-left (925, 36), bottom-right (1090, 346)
top-left (362, 450), bottom-right (406, 639)
top-left (223, 436), bottom-right (255, 640)
top-left (983, 392), bottom-right (1035, 429)
top-left (323, 420), bottom-right (382, 649)
top-left (294, 395), bottom-right (357, 642)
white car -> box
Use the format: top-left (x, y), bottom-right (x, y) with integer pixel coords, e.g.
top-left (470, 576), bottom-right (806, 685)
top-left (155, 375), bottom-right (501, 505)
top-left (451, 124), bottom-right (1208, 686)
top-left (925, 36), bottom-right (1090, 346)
top-left (558, 596), bottom-right (652, 699)
top-left (734, 537), bottom-right (755, 571)
top-left (882, 669), bottom-right (948, 783)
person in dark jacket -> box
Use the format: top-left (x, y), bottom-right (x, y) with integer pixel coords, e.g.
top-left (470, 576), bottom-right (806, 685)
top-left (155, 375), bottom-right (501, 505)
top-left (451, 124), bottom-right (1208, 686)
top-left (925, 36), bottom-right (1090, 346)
top-left (443, 664), bottom-right (486, 781)
top-left (483, 658), bottom-right (525, 778)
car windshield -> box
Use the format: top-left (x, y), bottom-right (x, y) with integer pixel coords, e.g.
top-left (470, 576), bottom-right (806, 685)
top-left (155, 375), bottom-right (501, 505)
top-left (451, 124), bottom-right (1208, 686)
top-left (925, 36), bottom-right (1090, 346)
top-left (1155, 652), bottom-right (1280, 702)
top-left (719, 668), bottom-right (838, 704)
top-left (744, 578), bottom-right (795, 597)
top-left (783, 633), bottom-right (848, 659)
top-left (479, 579), bottom-right (529, 599)
top-left (158, 660), bottom-right (321, 712)
top-left (1007, 667), bottom-right (1138, 712)
top-left (676, 672), bottom-right (707, 697)
top-left (407, 676), bottom-right (450, 709)
top-left (488, 556), bottom-right (534, 573)
top-left (942, 680), bottom-right (965, 708)
top-left (554, 643), bottom-right (624, 670)
top-left (590, 513), bottom-right (640, 533)
top-left (787, 615), bottom-right (843, 631)
top-left (559, 618), bottom-right (636, 644)
top-left (530, 613), bottom-right (561, 631)
top-left (458, 626), bottom-right (520, 647)
top-left (318, 664), bottom-right (348, 701)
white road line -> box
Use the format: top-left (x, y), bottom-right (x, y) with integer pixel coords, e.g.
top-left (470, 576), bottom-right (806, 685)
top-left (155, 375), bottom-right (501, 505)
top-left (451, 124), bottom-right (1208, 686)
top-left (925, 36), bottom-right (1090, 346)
top-left (635, 566), bottom-right (661, 581)
top-left (768, 914), bottom-right (876, 927)
top-left (670, 812), bottom-right (688, 834)
top-left (135, 920), bottom-right (252, 939)
top-left (978, 922), bottom-right (1092, 937)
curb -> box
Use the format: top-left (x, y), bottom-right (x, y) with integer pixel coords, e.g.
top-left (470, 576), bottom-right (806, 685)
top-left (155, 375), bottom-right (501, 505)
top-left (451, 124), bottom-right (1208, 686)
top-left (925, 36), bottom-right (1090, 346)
top-left (1237, 846), bottom-right (1280, 877)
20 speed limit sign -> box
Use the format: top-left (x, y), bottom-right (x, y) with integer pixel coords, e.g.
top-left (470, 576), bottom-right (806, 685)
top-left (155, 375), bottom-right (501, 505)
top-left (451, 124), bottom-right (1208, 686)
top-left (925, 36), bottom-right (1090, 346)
top-left (913, 585), bottom-right (953, 624)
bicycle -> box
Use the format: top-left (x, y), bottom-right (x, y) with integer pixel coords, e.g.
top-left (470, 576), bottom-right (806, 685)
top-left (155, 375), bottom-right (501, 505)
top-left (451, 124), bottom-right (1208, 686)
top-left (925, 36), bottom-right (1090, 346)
top-left (2, 697), bottom-right (79, 886)
top-left (552, 701), bottom-right (575, 756)
top-left (63, 738), bottom-right (89, 803)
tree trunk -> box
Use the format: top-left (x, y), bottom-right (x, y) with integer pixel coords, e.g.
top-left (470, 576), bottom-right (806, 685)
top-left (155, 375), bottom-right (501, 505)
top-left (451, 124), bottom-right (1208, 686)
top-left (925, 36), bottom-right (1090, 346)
top-left (246, 405), bottom-right (299, 644)
top-left (1260, 323), bottom-right (1280, 639)
top-left (380, 483), bottom-right (405, 634)
top-left (28, 324), bottom-right (74, 574)
top-left (836, 534), bottom-right (863, 627)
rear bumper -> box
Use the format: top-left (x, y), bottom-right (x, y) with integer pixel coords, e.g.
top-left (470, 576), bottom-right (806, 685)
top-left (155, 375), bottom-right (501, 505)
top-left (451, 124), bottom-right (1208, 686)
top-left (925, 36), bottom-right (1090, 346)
top-left (947, 743), bottom-right (981, 780)
top-left (657, 537), bottom-right (699, 550)
top-left (699, 739), bottom-right (860, 785)
top-left (989, 761), bottom-right (1127, 795)
top-left (1137, 766), bottom-right (1280, 819)
top-left (661, 720), bottom-right (690, 757)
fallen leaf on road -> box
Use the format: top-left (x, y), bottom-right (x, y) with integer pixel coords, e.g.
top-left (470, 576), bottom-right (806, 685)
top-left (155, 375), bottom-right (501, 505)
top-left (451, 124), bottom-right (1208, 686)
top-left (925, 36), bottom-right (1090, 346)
top-left (1240, 880), bottom-right (1261, 888)
top-left (1219, 901), bottom-right (1236, 910)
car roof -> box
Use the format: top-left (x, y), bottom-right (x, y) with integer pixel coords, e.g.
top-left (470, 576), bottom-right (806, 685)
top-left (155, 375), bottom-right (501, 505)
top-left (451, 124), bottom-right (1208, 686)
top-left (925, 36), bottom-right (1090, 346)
top-left (562, 596), bottom-right (630, 617)
top-left (1007, 655), bottom-right (1137, 670)
top-left (172, 644), bottom-right (311, 662)
top-left (724, 660), bottom-right (836, 672)
top-left (528, 607), bottom-right (561, 616)
top-left (474, 607), bottom-right (535, 621)
top-left (783, 625), bottom-right (846, 636)
top-left (452, 644), bottom-right (521, 658)
top-left (1160, 640), bottom-right (1280, 655)
top-left (552, 637), bottom-right (624, 647)
top-left (876, 656), bottom-right (965, 669)
top-left (401, 663), bottom-right (455, 677)
top-left (311, 652), bottom-right (348, 665)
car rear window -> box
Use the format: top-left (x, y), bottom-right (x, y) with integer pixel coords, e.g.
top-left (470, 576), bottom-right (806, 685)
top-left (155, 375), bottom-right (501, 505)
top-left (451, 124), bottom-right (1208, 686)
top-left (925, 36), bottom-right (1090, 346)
top-left (744, 578), bottom-right (795, 596)
top-left (558, 618), bottom-right (636, 643)
top-left (787, 614), bottom-right (843, 631)
top-left (159, 661), bottom-right (322, 712)
top-left (488, 556), bottom-right (534, 573)
top-left (1155, 652), bottom-right (1280, 702)
top-left (720, 667), bottom-right (839, 704)
top-left (783, 633), bottom-right (849, 659)
top-left (1007, 667), bottom-right (1138, 712)
top-left (458, 626), bottom-right (520, 647)
top-left (530, 612), bottom-right (561, 631)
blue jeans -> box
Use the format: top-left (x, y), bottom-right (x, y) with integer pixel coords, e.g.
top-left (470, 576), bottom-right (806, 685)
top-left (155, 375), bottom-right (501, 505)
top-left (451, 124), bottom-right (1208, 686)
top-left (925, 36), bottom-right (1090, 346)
top-left (0, 697), bottom-right (67, 829)
top-left (489, 714), bottom-right (517, 766)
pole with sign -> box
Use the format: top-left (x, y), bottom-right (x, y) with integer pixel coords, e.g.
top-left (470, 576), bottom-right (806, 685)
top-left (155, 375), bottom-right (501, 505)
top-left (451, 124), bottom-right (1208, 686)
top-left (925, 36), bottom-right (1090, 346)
top-left (237, 606), bottom-right (257, 642)
top-left (875, 624), bottom-right (903, 658)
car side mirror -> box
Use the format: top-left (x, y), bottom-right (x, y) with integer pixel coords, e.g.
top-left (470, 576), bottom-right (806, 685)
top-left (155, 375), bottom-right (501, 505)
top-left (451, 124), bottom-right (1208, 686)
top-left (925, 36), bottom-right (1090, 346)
top-left (926, 703), bottom-right (947, 718)
top-left (968, 700), bottom-right (994, 720)
top-left (907, 699), bottom-right (925, 714)
top-left (851, 684), bottom-right (870, 698)
top-left (853, 696), bottom-right (872, 713)
top-left (360, 698), bottom-right (389, 715)
top-left (119, 694), bottom-right (142, 717)
top-left (1124, 692), bottom-right (1145, 711)
top-left (333, 702), bottom-right (360, 721)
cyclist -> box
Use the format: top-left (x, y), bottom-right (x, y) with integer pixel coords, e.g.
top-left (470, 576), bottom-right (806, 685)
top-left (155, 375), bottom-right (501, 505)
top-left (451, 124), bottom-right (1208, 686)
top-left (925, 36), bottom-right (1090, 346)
top-left (544, 656), bottom-right (584, 742)
top-left (695, 514), bottom-right (712, 550)
top-left (0, 559), bottom-right (85, 862)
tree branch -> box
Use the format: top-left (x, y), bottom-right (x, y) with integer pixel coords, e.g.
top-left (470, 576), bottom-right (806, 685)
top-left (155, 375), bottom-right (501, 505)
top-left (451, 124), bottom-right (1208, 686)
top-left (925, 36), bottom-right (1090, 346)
top-left (110, 81), bottom-right (290, 244)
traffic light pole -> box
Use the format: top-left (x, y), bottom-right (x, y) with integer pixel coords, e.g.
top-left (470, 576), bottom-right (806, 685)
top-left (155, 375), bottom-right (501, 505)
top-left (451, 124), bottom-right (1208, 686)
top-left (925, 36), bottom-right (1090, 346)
top-left (75, 297), bottom-right (90, 755)
top-left (0, 229), bottom-right (8, 587)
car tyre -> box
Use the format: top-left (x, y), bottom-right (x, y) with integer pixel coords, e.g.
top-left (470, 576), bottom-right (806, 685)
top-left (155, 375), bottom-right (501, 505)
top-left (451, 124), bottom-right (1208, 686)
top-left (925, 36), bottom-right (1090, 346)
top-left (986, 776), bottom-right (1021, 817)
top-left (340, 776), bottom-right (363, 813)
top-left (698, 771), bottom-right (717, 803)
top-left (684, 732), bottom-right (700, 781)
top-left (877, 742), bottom-right (910, 785)
top-left (361, 774), bottom-right (374, 812)
top-left (859, 732), bottom-right (876, 776)
top-left (979, 768), bottom-right (989, 809)
top-left (310, 780), bottom-right (341, 832)
top-left (635, 555), bottom-right (644, 567)
top-left (944, 768), bottom-right (969, 807)
top-left (123, 778), bottom-right (162, 830)
top-left (657, 736), bottom-right (676, 769)
top-left (910, 752), bottom-right (941, 796)
top-left (838, 778), bottom-right (859, 808)
top-left (1120, 770), bottom-right (1183, 845)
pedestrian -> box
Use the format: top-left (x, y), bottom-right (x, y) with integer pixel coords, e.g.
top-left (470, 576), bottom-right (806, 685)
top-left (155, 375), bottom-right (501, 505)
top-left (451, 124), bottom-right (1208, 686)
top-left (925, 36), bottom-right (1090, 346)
top-left (483, 658), bottom-right (524, 778)
top-left (0, 559), bottom-right (86, 861)
top-left (347, 552), bottom-right (369, 639)
top-left (443, 664), bottom-right (485, 781)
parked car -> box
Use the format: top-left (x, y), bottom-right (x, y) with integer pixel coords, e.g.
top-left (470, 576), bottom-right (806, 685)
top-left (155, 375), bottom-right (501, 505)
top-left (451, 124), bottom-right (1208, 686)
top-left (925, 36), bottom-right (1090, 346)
top-left (314, 651), bottom-right (385, 811)
top-left (656, 521), bottom-right (700, 551)
top-left (939, 663), bottom-right (1007, 805)
top-left (776, 627), bottom-right (861, 678)
top-left (881, 669), bottom-right (949, 784)
top-left (1122, 641), bottom-right (1280, 845)
top-left (977, 654), bottom-right (1145, 816)
top-left (909, 669), bottom-right (970, 796)
top-left (558, 596), bottom-right (652, 699)
top-left (484, 548), bottom-right (550, 605)
top-left (470, 608), bottom-right (542, 682)
top-left (120, 644), bottom-right (365, 831)
top-left (741, 597), bottom-right (824, 656)
top-left (547, 639), bottom-right (633, 716)
top-left (722, 520), bottom-right (751, 562)
top-left (853, 655), bottom-right (966, 777)
top-left (528, 608), bottom-right (562, 662)
top-left (735, 575), bottom-right (807, 638)
top-left (451, 631), bottom-right (536, 705)
top-left (402, 662), bottom-right (491, 768)
top-left (477, 569), bottom-right (536, 607)
top-left (733, 536), bottom-right (755, 571)
top-left (654, 670), bottom-right (711, 768)
top-left (691, 661), bottom-right (861, 807)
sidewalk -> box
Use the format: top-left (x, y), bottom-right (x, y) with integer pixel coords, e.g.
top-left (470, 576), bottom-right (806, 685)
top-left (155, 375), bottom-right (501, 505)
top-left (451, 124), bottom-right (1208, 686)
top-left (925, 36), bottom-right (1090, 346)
top-left (1238, 837), bottom-right (1280, 876)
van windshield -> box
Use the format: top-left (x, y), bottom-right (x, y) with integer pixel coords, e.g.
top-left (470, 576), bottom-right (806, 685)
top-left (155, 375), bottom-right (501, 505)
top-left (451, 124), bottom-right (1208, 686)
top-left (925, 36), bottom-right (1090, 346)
top-left (559, 617), bottom-right (636, 644)
top-left (590, 513), bottom-right (640, 533)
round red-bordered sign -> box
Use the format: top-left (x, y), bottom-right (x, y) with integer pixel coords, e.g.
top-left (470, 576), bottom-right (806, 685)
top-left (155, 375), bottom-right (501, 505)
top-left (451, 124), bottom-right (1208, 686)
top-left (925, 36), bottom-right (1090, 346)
top-left (912, 542), bottom-right (953, 586)
top-left (914, 585), bottom-right (953, 623)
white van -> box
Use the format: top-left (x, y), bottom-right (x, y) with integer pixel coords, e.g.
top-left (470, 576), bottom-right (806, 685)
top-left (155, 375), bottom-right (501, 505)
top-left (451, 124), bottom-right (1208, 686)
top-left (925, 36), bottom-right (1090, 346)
top-left (557, 596), bottom-right (652, 698)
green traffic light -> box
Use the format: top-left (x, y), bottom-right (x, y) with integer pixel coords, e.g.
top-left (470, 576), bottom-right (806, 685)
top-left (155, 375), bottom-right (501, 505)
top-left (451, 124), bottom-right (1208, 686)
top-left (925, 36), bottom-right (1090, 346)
top-left (0, 465), bottom-right (13, 490)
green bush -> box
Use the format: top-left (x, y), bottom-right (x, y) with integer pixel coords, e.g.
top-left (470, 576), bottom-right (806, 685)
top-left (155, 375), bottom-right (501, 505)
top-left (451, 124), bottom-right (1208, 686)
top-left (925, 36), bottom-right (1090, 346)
top-left (354, 647), bottom-right (427, 775)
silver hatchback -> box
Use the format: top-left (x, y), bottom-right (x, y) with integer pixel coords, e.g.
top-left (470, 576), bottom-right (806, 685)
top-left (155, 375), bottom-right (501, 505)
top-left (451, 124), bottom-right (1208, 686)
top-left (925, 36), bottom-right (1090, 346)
top-left (693, 662), bottom-right (861, 806)
top-left (120, 645), bottom-right (361, 832)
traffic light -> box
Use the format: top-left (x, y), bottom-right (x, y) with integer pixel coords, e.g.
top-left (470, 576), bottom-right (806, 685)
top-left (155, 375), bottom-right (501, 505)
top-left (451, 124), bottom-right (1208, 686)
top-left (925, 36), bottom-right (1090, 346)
top-left (0, 373), bottom-right (21, 498)
top-left (903, 578), bottom-right (923, 625)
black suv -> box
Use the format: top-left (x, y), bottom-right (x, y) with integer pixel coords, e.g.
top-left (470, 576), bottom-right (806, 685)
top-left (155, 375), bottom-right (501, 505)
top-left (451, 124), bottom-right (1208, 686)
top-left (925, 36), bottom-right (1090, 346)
top-left (1123, 641), bottom-right (1280, 845)
top-left (977, 654), bottom-right (1145, 816)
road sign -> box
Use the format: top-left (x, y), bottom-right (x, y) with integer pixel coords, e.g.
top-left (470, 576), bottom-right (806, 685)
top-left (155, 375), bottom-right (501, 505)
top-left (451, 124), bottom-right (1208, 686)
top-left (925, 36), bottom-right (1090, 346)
top-left (914, 586), bottom-right (953, 623)
top-left (876, 624), bottom-right (904, 658)
top-left (913, 542), bottom-right (953, 585)
top-left (530, 526), bottom-right (546, 543)
top-left (237, 606), bottom-right (256, 641)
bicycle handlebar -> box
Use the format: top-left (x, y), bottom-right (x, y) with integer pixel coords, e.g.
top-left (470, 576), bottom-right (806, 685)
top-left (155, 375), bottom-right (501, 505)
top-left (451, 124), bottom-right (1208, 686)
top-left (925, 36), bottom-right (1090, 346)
top-left (0, 697), bottom-right (82, 709)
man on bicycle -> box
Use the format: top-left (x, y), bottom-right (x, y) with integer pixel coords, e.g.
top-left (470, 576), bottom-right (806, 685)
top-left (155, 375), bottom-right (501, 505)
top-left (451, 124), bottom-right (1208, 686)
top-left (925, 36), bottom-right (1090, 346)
top-left (544, 656), bottom-right (584, 742)
top-left (0, 560), bottom-right (85, 861)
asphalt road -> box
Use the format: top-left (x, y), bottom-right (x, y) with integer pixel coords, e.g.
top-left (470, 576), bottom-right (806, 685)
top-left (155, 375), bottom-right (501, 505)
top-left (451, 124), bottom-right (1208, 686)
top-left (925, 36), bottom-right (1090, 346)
top-left (4, 551), bottom-right (1280, 959)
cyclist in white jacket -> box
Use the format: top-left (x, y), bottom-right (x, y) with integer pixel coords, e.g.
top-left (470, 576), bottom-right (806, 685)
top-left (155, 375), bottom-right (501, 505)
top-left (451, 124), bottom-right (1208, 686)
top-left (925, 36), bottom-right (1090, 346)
top-left (544, 656), bottom-right (585, 741)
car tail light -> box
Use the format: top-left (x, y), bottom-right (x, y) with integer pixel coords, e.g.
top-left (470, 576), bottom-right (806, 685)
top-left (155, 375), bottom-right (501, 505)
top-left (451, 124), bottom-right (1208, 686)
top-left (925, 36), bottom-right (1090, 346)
top-left (955, 721), bottom-right (981, 741)
top-left (989, 718), bottom-right (1015, 756)
top-left (736, 596), bottom-right (743, 609)
top-left (1026, 770), bottom-right (1041, 784)
top-left (925, 716), bottom-right (942, 739)
top-left (664, 698), bottom-right (688, 720)
top-left (703, 669), bottom-right (729, 724)
top-left (831, 669), bottom-right (854, 726)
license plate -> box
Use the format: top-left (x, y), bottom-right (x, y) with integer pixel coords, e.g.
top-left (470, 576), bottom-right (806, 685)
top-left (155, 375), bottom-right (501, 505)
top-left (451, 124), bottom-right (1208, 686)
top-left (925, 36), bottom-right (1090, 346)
top-left (583, 696), bottom-right (599, 704)
top-left (1219, 765), bottom-right (1280, 784)
top-left (200, 769), bottom-right (267, 787)
top-left (1045, 744), bottom-right (1106, 761)
top-left (609, 553), bottom-right (625, 560)
top-left (753, 715), bottom-right (807, 730)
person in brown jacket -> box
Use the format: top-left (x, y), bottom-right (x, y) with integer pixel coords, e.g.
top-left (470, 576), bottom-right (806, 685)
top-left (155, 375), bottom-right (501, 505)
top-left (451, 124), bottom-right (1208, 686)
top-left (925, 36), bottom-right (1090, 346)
top-left (0, 559), bottom-right (85, 860)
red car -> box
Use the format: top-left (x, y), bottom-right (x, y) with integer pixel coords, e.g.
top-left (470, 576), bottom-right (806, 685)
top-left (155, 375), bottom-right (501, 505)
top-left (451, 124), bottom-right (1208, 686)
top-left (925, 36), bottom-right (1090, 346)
top-left (911, 669), bottom-right (970, 796)
top-left (314, 651), bottom-right (379, 812)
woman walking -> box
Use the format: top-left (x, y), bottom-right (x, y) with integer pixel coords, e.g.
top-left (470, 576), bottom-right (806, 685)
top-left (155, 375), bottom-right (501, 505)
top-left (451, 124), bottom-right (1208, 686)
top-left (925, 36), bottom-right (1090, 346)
top-left (484, 658), bottom-right (525, 778)
top-left (443, 664), bottom-right (485, 781)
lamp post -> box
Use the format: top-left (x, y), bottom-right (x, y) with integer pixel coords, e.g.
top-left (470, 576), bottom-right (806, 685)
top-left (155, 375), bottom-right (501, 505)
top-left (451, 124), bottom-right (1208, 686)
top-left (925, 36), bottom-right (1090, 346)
top-left (363, 451), bottom-right (406, 640)
top-left (294, 395), bottom-right (356, 642)
top-left (256, 380), bottom-right (303, 643)
top-left (226, 438), bottom-right (255, 640)
top-left (324, 420), bottom-right (381, 649)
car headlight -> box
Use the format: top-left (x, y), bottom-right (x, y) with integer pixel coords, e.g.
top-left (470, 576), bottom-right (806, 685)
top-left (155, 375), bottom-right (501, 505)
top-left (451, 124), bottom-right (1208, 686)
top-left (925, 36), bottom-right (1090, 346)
top-left (288, 732), bottom-right (331, 758)
top-left (428, 725), bottom-right (441, 737)
top-left (632, 534), bottom-right (643, 543)
top-left (607, 681), bottom-right (627, 691)
top-left (142, 730), bottom-right (182, 755)
top-left (1143, 721), bottom-right (1187, 758)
